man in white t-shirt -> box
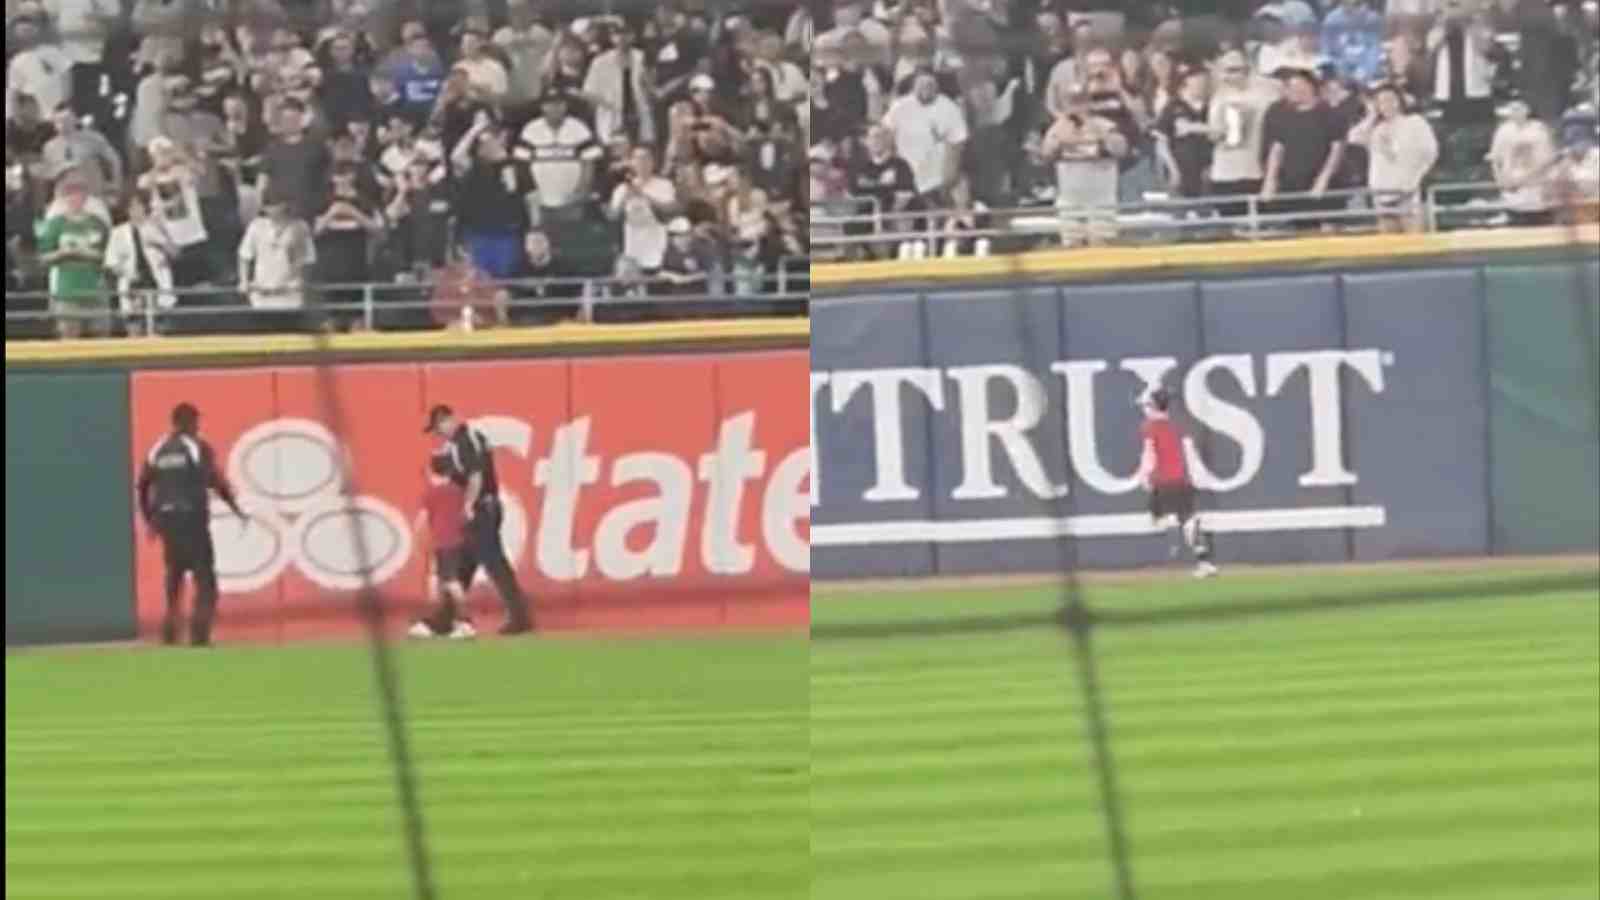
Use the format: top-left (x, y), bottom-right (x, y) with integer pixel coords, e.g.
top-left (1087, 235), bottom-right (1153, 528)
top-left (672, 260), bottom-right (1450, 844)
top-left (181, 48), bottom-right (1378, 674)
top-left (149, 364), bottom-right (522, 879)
top-left (881, 69), bottom-right (969, 203)
top-left (238, 193), bottom-right (316, 314)
top-left (608, 146), bottom-right (678, 273)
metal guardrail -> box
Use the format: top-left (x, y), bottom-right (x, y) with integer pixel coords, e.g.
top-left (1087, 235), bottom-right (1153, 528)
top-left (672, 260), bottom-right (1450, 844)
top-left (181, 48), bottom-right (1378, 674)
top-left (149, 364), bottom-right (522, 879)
top-left (809, 180), bottom-right (1599, 258)
top-left (5, 266), bottom-right (811, 338)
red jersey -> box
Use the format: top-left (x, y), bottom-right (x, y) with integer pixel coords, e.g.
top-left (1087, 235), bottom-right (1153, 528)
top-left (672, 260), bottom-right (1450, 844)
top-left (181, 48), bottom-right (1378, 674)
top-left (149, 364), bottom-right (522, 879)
top-left (421, 481), bottom-right (466, 550)
top-left (1141, 417), bottom-right (1188, 486)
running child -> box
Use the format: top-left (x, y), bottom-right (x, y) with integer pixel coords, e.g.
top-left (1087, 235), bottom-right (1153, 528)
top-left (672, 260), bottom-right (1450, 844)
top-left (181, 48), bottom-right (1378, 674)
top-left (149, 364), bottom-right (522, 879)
top-left (1135, 386), bottom-right (1219, 578)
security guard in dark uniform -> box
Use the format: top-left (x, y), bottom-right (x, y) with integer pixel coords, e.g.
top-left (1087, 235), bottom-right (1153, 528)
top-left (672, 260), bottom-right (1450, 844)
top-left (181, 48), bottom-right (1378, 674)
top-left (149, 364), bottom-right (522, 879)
top-left (136, 403), bottom-right (248, 646)
top-left (424, 404), bottom-right (534, 634)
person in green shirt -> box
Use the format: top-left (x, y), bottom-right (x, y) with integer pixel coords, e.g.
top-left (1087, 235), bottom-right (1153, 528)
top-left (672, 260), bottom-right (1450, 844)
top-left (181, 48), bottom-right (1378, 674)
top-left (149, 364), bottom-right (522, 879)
top-left (35, 176), bottom-right (111, 339)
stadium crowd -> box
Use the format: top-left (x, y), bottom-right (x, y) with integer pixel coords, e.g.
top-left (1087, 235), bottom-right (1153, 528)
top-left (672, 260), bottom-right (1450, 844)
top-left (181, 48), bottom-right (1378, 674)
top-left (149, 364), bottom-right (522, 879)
top-left (5, 0), bottom-right (811, 338)
top-left (808, 0), bottom-right (1600, 257)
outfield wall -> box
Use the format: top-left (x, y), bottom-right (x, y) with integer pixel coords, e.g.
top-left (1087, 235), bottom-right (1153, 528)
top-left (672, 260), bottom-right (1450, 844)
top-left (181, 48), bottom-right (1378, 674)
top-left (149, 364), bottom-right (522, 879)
top-left (812, 260), bottom-right (1600, 579)
top-left (6, 348), bottom-right (809, 645)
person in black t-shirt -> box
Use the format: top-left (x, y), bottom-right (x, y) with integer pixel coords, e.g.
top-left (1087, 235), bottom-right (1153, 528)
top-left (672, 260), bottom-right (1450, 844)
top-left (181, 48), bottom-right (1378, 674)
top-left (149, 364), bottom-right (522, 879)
top-left (1155, 65), bottom-right (1214, 200)
top-left (658, 216), bottom-right (723, 301)
top-left (258, 98), bottom-right (331, 220)
top-left (508, 229), bottom-right (586, 325)
top-left (386, 158), bottom-right (454, 274)
top-left (1321, 75), bottom-right (1370, 218)
top-left (451, 115), bottom-right (537, 281)
top-left (1260, 68), bottom-right (1347, 231)
top-left (847, 124), bottom-right (917, 259)
top-left (313, 165), bottom-right (385, 331)
top-left (423, 404), bottom-right (533, 635)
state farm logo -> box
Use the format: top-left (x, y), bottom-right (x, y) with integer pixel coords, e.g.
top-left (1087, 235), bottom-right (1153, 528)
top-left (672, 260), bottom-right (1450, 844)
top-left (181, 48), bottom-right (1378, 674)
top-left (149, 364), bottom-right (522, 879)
top-left (213, 419), bottom-right (415, 593)
top-left (208, 411), bottom-right (810, 593)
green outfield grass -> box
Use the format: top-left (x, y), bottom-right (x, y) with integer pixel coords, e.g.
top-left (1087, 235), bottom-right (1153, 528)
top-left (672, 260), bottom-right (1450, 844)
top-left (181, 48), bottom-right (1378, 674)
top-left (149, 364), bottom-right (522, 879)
top-left (5, 635), bottom-right (807, 899)
top-left (812, 562), bottom-right (1600, 900)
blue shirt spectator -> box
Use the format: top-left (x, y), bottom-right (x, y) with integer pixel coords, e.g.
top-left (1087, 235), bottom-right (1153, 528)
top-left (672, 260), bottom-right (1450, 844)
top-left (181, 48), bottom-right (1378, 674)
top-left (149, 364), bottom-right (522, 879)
top-left (385, 24), bottom-right (446, 119)
top-left (1321, 0), bottom-right (1386, 85)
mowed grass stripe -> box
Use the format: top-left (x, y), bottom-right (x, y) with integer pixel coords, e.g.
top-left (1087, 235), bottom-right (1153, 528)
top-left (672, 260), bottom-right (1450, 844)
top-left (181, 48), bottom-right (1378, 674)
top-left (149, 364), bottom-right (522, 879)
top-left (812, 638), bottom-right (1597, 691)
top-left (6, 637), bottom-right (805, 900)
top-left (813, 772), bottom-right (1597, 829)
top-left (811, 570), bottom-right (1598, 900)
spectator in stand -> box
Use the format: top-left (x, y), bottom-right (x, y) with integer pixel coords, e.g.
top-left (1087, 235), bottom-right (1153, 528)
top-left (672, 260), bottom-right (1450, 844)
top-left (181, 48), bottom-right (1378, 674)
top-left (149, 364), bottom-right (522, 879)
top-left (217, 92), bottom-right (268, 220)
top-left (455, 25), bottom-right (509, 104)
top-left (609, 145), bottom-right (678, 277)
top-left (313, 163), bottom-right (384, 331)
top-left (384, 156), bottom-right (452, 276)
top-left (51, 0), bottom-right (118, 120)
top-left (6, 11), bottom-right (70, 124)
top-left (258, 97), bottom-right (329, 220)
top-left (1488, 97), bottom-right (1559, 225)
top-left (1155, 64), bottom-right (1214, 201)
top-left (1426, 0), bottom-right (1498, 124)
top-left (1261, 68), bottom-right (1347, 230)
top-left (6, 93), bottom-right (54, 163)
top-left (584, 22), bottom-right (654, 146)
top-left (1042, 84), bottom-right (1130, 246)
top-left (194, 25), bottom-right (244, 118)
top-left (510, 228), bottom-right (586, 324)
top-left (882, 68), bottom-right (968, 213)
top-left (41, 101), bottom-right (121, 198)
top-left (1077, 44), bottom-right (1147, 203)
top-left (104, 192), bottom-right (176, 336)
top-left (453, 114), bottom-right (535, 282)
top-left (516, 86), bottom-right (601, 225)
top-left (1508, 0), bottom-right (1582, 125)
top-left (35, 172), bottom-right (109, 338)
top-left (319, 31), bottom-right (375, 126)
top-left (1256, 4), bottom-right (1326, 79)
top-left (387, 21), bottom-right (446, 122)
top-left (328, 126), bottom-right (383, 205)
top-left (1347, 82), bottom-right (1440, 231)
top-left (658, 214), bottom-right (725, 297)
top-left (1323, 74), bottom-right (1371, 219)
top-left (847, 122), bottom-right (917, 257)
top-left (238, 190), bottom-right (316, 329)
top-left (1323, 0), bottom-right (1388, 84)
top-left (495, 0), bottom-right (556, 118)
top-left (6, 156), bottom-right (42, 294)
top-left (139, 136), bottom-right (211, 288)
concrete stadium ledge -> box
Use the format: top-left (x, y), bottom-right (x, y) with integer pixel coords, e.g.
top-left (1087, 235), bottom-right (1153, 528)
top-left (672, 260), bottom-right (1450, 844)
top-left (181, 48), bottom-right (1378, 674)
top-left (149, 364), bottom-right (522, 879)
top-left (812, 224), bottom-right (1600, 289)
top-left (4, 317), bottom-right (811, 368)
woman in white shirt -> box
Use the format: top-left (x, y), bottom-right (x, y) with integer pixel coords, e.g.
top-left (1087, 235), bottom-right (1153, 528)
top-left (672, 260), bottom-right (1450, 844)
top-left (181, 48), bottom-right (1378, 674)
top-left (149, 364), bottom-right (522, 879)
top-left (1345, 83), bottom-right (1440, 233)
top-left (104, 192), bottom-right (177, 335)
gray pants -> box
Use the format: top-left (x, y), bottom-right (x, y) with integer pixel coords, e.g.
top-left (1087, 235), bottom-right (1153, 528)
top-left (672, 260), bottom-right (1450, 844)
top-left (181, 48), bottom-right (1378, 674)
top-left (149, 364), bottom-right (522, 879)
top-left (1055, 159), bottom-right (1119, 246)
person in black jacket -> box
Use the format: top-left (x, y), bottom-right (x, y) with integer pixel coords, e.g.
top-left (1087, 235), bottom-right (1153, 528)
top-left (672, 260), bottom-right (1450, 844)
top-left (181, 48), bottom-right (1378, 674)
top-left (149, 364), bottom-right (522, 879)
top-left (423, 405), bottom-right (534, 635)
top-left (136, 403), bottom-right (248, 647)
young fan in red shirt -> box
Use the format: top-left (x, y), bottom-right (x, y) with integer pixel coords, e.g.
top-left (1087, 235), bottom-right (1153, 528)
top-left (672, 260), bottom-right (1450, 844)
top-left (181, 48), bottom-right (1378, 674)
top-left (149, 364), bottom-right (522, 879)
top-left (1135, 386), bottom-right (1218, 578)
top-left (409, 454), bottom-right (477, 639)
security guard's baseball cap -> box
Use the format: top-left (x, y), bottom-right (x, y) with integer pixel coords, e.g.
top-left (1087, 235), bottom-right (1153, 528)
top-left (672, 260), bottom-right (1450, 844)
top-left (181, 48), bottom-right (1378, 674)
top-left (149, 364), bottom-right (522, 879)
top-left (423, 404), bottom-right (453, 433)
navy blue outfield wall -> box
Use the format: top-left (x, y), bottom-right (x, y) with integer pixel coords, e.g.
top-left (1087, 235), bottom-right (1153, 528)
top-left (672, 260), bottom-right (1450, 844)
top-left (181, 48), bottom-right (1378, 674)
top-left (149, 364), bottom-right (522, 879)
top-left (810, 261), bottom-right (1600, 579)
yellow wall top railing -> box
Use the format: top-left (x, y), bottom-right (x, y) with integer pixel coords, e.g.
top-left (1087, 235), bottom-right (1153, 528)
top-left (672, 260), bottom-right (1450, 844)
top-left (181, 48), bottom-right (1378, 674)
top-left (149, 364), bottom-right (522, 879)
top-left (5, 317), bottom-right (811, 366)
top-left (812, 224), bottom-right (1600, 289)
